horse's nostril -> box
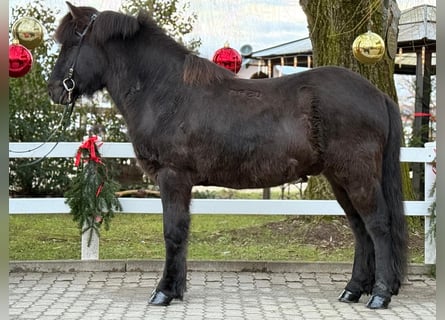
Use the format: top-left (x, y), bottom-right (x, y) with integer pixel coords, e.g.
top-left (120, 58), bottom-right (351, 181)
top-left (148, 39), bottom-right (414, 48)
top-left (47, 82), bottom-right (58, 100)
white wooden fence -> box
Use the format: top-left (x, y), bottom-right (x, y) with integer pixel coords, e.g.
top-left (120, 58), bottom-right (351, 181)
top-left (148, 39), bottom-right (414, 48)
top-left (9, 142), bottom-right (436, 264)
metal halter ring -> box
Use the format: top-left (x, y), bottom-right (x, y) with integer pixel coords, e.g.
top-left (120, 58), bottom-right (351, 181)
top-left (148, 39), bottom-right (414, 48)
top-left (62, 77), bottom-right (75, 92)
top-left (62, 76), bottom-right (75, 103)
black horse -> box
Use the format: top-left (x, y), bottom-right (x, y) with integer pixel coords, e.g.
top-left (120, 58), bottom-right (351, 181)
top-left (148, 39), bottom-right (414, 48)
top-left (48, 3), bottom-right (407, 309)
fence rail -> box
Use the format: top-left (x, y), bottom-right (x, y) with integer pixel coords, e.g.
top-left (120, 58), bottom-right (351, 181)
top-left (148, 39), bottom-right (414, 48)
top-left (9, 142), bottom-right (436, 264)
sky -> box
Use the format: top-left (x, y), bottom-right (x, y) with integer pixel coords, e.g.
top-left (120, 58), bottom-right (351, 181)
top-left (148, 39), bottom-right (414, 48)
top-left (9, 0), bottom-right (436, 59)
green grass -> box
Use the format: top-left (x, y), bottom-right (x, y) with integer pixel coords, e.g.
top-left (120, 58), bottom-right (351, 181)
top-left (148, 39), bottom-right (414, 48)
top-left (9, 214), bottom-right (351, 261)
top-left (9, 213), bottom-right (424, 263)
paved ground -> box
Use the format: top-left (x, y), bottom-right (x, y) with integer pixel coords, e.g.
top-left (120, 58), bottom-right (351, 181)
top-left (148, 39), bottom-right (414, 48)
top-left (9, 262), bottom-right (436, 320)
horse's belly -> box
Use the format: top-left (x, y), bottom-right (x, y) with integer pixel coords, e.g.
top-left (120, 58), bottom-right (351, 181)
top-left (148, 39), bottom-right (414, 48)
top-left (203, 174), bottom-right (304, 189)
top-left (201, 157), bottom-right (318, 189)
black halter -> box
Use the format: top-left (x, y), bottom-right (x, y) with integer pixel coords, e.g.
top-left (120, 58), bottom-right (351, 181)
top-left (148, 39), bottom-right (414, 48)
top-left (62, 13), bottom-right (98, 104)
top-left (9, 13), bottom-right (99, 166)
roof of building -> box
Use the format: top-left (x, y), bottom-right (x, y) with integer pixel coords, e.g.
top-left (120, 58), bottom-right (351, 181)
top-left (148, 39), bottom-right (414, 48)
top-left (398, 4), bottom-right (436, 42)
top-left (251, 37), bottom-right (312, 59)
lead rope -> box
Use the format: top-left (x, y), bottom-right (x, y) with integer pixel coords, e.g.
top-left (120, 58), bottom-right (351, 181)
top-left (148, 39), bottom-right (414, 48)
top-left (9, 102), bottom-right (75, 167)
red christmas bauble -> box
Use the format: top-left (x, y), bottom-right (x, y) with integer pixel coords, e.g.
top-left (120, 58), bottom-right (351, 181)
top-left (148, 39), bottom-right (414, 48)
top-left (9, 42), bottom-right (33, 78)
top-left (212, 44), bottom-right (242, 74)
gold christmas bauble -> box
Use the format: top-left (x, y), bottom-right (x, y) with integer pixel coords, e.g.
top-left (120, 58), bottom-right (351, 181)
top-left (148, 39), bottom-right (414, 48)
top-left (12, 17), bottom-right (44, 50)
top-left (352, 31), bottom-right (385, 64)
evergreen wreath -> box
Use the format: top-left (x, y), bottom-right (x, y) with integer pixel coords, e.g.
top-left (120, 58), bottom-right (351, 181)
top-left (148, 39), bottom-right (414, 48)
top-left (65, 135), bottom-right (121, 246)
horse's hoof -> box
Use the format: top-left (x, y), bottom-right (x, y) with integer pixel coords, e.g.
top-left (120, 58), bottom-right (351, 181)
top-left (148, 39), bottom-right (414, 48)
top-left (149, 290), bottom-right (173, 306)
top-left (366, 294), bottom-right (391, 309)
top-left (338, 289), bottom-right (361, 303)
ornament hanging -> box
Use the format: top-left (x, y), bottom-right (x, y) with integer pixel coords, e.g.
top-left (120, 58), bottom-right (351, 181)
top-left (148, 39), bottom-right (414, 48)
top-left (12, 16), bottom-right (44, 50)
top-left (352, 0), bottom-right (385, 65)
top-left (65, 135), bottom-right (121, 246)
top-left (212, 42), bottom-right (242, 74)
top-left (352, 31), bottom-right (385, 64)
top-left (9, 40), bottom-right (33, 78)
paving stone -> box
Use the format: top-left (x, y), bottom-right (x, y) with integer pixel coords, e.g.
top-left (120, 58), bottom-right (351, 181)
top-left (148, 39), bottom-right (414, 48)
top-left (8, 267), bottom-right (436, 320)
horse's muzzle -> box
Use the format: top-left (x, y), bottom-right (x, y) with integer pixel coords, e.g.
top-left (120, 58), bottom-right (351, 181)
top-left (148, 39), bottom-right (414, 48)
top-left (48, 81), bottom-right (70, 105)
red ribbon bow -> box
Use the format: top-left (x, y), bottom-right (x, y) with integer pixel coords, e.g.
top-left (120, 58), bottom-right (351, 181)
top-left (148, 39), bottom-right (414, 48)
top-left (75, 136), bottom-right (103, 167)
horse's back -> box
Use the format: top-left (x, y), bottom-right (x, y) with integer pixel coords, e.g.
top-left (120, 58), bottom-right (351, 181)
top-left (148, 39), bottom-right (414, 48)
top-left (238, 65), bottom-right (391, 126)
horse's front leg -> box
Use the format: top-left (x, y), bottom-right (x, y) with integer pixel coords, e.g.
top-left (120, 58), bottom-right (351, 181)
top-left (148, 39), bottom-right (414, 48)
top-left (149, 169), bottom-right (192, 306)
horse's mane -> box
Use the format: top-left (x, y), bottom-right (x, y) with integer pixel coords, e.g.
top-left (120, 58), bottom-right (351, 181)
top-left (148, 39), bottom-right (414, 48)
top-left (55, 5), bottom-right (235, 86)
top-left (183, 54), bottom-right (235, 86)
top-left (55, 6), bottom-right (143, 45)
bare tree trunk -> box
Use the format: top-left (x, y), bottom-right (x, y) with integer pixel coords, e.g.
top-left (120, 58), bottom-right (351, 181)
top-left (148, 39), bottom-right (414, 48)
top-left (300, 0), bottom-right (415, 200)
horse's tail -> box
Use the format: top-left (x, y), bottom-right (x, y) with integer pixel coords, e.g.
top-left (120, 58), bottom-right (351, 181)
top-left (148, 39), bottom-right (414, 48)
top-left (382, 96), bottom-right (408, 293)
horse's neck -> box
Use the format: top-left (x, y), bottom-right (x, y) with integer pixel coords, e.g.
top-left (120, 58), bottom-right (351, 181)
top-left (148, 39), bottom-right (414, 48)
top-left (103, 39), bottom-right (186, 112)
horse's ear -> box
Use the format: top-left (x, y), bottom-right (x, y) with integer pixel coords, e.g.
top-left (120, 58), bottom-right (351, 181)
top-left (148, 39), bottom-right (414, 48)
top-left (91, 11), bottom-right (140, 44)
top-left (66, 1), bottom-right (82, 19)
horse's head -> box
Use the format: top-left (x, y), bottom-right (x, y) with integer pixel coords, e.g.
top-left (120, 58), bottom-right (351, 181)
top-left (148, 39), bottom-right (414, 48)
top-left (48, 2), bottom-right (102, 105)
top-left (48, 2), bottom-right (140, 105)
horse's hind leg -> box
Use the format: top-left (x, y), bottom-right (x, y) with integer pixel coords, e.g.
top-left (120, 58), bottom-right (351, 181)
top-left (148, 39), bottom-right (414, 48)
top-left (342, 178), bottom-right (398, 309)
top-left (325, 176), bottom-right (375, 303)
top-left (149, 169), bottom-right (192, 306)
top-left (355, 185), bottom-right (398, 308)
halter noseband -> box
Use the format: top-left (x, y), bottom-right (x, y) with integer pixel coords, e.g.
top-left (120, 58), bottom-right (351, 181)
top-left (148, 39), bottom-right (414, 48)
top-left (62, 13), bottom-right (98, 104)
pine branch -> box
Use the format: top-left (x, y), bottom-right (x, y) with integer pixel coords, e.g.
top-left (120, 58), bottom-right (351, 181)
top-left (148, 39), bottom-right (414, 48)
top-left (65, 136), bottom-right (121, 246)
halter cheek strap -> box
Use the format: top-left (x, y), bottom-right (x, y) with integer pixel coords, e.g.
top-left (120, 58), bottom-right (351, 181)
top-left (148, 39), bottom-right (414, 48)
top-left (62, 13), bottom-right (98, 104)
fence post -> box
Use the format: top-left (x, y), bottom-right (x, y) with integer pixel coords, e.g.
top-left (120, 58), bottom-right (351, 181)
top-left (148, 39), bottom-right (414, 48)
top-left (423, 142), bottom-right (436, 264)
top-left (81, 221), bottom-right (100, 260)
